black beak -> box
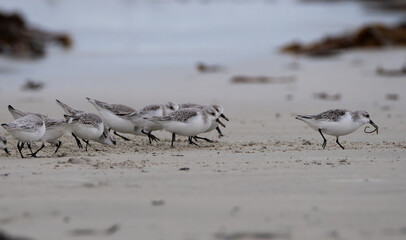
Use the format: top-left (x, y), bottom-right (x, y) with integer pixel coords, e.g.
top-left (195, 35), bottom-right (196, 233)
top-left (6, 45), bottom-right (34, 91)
top-left (364, 120), bottom-right (379, 134)
top-left (4, 148), bottom-right (10, 155)
top-left (216, 118), bottom-right (226, 128)
top-left (370, 120), bottom-right (378, 134)
top-left (220, 113), bottom-right (229, 121)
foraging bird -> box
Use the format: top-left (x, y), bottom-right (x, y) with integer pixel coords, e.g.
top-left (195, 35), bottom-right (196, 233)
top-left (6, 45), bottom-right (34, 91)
top-left (86, 97), bottom-right (144, 141)
top-left (296, 109), bottom-right (378, 149)
top-left (147, 106), bottom-right (225, 148)
top-left (8, 105), bottom-right (69, 155)
top-left (56, 100), bottom-right (116, 151)
top-left (179, 103), bottom-right (229, 139)
top-left (119, 101), bottom-right (179, 144)
top-left (1, 115), bottom-right (46, 158)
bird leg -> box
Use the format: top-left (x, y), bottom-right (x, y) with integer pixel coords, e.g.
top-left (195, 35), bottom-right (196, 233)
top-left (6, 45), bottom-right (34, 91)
top-left (216, 126), bottom-right (224, 138)
top-left (336, 137), bottom-right (345, 150)
top-left (188, 136), bottom-right (199, 146)
top-left (4, 148), bottom-right (10, 155)
top-left (30, 143), bottom-right (45, 157)
top-left (113, 131), bottom-right (131, 141)
top-left (17, 142), bottom-right (25, 158)
top-left (318, 129), bottom-right (327, 149)
top-left (141, 130), bottom-right (160, 144)
top-left (83, 140), bottom-right (90, 151)
top-left (53, 141), bottom-right (62, 155)
top-left (72, 133), bottom-right (83, 149)
top-left (171, 133), bottom-right (176, 148)
top-left (27, 143), bottom-right (34, 154)
top-left (193, 136), bottom-right (214, 143)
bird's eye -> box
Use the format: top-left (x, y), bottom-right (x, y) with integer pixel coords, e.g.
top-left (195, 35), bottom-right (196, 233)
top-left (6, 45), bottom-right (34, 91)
top-left (365, 114), bottom-right (370, 118)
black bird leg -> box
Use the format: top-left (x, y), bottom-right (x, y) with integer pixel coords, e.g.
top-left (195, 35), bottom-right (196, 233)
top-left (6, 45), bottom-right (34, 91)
top-left (318, 129), bottom-right (327, 149)
top-left (17, 141), bottom-right (24, 158)
top-left (336, 137), bottom-right (345, 150)
top-left (148, 132), bottom-right (160, 142)
top-left (4, 148), bottom-right (10, 155)
top-left (30, 143), bottom-right (45, 157)
top-left (193, 136), bottom-right (214, 143)
top-left (171, 133), bottom-right (176, 148)
top-left (113, 131), bottom-right (131, 141)
top-left (53, 141), bottom-right (62, 155)
top-left (27, 143), bottom-right (34, 154)
top-left (83, 140), bottom-right (90, 151)
top-left (142, 130), bottom-right (160, 144)
top-left (72, 133), bottom-right (83, 149)
top-left (188, 136), bottom-right (199, 146)
top-left (216, 126), bottom-right (224, 138)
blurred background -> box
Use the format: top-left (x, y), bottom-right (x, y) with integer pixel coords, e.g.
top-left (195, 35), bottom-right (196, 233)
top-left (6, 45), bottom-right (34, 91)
top-left (0, 0), bottom-right (405, 116)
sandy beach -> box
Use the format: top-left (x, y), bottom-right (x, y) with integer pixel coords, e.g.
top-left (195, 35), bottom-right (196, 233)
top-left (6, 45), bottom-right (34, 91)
top-left (1, 48), bottom-right (406, 240)
top-left (1, 0), bottom-right (406, 239)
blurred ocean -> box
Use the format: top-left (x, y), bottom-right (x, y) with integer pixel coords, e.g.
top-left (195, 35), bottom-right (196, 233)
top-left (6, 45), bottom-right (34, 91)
top-left (0, 0), bottom-right (403, 91)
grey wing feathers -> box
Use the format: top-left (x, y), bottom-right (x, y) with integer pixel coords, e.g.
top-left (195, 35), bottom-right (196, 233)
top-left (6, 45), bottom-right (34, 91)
top-left (2, 115), bottom-right (44, 131)
top-left (314, 109), bottom-right (348, 121)
top-left (137, 105), bottom-right (160, 116)
top-left (109, 104), bottom-right (135, 115)
top-left (117, 111), bottom-right (139, 119)
top-left (93, 99), bottom-right (135, 115)
top-left (44, 118), bottom-right (67, 128)
top-left (150, 115), bottom-right (172, 122)
top-left (78, 113), bottom-right (102, 126)
top-left (179, 103), bottom-right (202, 109)
top-left (172, 109), bottom-right (198, 122)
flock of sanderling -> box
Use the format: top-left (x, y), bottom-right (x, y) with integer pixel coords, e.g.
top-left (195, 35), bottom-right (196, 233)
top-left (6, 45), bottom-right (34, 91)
top-left (0, 98), bottom-right (379, 158)
top-left (0, 99), bottom-right (229, 158)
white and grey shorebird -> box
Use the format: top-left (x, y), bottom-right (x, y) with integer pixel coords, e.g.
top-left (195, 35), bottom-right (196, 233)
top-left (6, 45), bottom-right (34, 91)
top-left (86, 97), bottom-right (144, 141)
top-left (119, 101), bottom-right (179, 144)
top-left (0, 133), bottom-right (10, 155)
top-left (296, 109), bottom-right (379, 149)
top-left (179, 103), bottom-right (229, 139)
top-left (56, 100), bottom-right (116, 151)
top-left (1, 115), bottom-right (46, 158)
top-left (147, 106), bottom-right (226, 148)
top-left (8, 105), bottom-right (69, 155)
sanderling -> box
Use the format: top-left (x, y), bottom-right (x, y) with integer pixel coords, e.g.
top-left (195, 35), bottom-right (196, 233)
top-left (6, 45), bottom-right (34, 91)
top-left (120, 101), bottom-right (179, 144)
top-left (8, 105), bottom-right (69, 155)
top-left (296, 109), bottom-right (379, 149)
top-left (179, 103), bottom-right (229, 139)
top-left (0, 133), bottom-right (10, 155)
top-left (56, 100), bottom-right (116, 151)
top-left (86, 97), bottom-right (143, 141)
top-left (148, 106), bottom-right (225, 148)
top-left (1, 115), bottom-right (46, 158)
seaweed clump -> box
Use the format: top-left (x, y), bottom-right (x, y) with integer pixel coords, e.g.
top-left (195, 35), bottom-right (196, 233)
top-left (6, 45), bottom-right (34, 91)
top-left (0, 10), bottom-right (72, 59)
top-left (281, 23), bottom-right (406, 57)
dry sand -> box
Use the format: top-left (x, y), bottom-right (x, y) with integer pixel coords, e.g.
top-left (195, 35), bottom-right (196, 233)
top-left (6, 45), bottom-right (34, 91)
top-left (0, 49), bottom-right (406, 240)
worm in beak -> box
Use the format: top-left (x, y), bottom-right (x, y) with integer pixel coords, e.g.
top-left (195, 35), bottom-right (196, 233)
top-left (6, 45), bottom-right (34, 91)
top-left (364, 120), bottom-right (378, 134)
top-left (216, 118), bottom-right (226, 128)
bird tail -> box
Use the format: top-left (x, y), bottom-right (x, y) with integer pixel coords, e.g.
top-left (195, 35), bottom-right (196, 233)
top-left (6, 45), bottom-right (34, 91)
top-left (8, 105), bottom-right (28, 119)
top-left (56, 99), bottom-right (76, 115)
top-left (295, 115), bottom-right (312, 120)
top-left (86, 97), bottom-right (102, 108)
